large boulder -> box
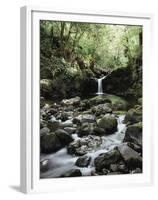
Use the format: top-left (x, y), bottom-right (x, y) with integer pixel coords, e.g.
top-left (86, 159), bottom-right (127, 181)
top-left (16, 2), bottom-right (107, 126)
top-left (94, 149), bottom-right (121, 171)
top-left (97, 114), bottom-right (118, 134)
top-left (40, 127), bottom-right (50, 136)
top-left (93, 127), bottom-right (106, 136)
top-left (124, 106), bottom-right (142, 124)
top-left (41, 132), bottom-right (63, 153)
top-left (67, 135), bottom-right (102, 156)
top-left (124, 122), bottom-right (142, 146)
top-left (75, 155), bottom-right (91, 167)
top-left (118, 144), bottom-right (142, 169)
top-left (55, 129), bottom-right (73, 146)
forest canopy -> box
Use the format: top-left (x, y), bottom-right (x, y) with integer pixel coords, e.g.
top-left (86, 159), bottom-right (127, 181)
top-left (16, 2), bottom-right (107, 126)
top-left (40, 21), bottom-right (142, 72)
top-left (40, 20), bottom-right (142, 99)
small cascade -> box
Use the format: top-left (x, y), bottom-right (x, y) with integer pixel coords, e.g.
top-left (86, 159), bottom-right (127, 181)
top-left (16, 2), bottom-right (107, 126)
top-left (96, 76), bottom-right (106, 95)
top-left (40, 115), bottom-right (126, 178)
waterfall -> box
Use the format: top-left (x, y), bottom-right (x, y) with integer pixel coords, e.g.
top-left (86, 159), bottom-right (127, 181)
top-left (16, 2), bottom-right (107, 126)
top-left (97, 76), bottom-right (106, 95)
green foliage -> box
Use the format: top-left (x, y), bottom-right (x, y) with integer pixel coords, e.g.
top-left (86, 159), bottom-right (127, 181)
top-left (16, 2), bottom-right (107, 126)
top-left (40, 20), bottom-right (142, 99)
top-left (40, 21), bottom-right (142, 72)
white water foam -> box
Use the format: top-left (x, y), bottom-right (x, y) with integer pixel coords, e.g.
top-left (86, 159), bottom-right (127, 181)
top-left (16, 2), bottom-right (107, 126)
top-left (41, 115), bottom-right (126, 178)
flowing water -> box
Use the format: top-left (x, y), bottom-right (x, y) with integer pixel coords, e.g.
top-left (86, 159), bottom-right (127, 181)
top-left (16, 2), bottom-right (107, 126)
top-left (96, 76), bottom-right (106, 95)
top-left (40, 115), bottom-right (126, 178)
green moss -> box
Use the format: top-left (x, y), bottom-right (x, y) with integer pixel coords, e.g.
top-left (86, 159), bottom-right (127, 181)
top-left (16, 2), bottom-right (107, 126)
top-left (133, 122), bottom-right (142, 129)
top-left (88, 94), bottom-right (128, 111)
top-left (113, 110), bottom-right (126, 115)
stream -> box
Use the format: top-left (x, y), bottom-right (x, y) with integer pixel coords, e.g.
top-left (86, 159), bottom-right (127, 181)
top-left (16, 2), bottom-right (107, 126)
top-left (40, 115), bottom-right (126, 178)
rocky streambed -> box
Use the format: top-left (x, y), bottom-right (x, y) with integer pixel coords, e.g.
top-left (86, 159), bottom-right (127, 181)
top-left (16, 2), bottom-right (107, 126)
top-left (40, 95), bottom-right (142, 178)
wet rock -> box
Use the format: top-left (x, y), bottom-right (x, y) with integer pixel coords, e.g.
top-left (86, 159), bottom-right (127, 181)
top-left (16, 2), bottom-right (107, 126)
top-left (124, 122), bottom-right (142, 146)
top-left (47, 108), bottom-right (58, 115)
top-left (102, 168), bottom-right (110, 175)
top-left (47, 120), bottom-right (60, 131)
top-left (61, 96), bottom-right (81, 106)
top-left (118, 144), bottom-right (142, 169)
top-left (67, 135), bottom-right (102, 156)
top-left (94, 149), bottom-right (121, 171)
top-left (40, 97), bottom-right (45, 108)
top-left (73, 114), bottom-right (96, 124)
top-left (110, 164), bottom-right (118, 172)
top-left (124, 107), bottom-right (142, 124)
top-left (97, 114), bottom-right (118, 134)
top-left (60, 169), bottom-right (82, 177)
top-left (75, 155), bottom-right (91, 167)
top-left (93, 127), bottom-right (106, 136)
top-left (131, 168), bottom-right (142, 174)
top-left (56, 112), bottom-right (69, 121)
top-left (138, 98), bottom-right (142, 105)
top-left (40, 159), bottom-right (50, 172)
top-left (72, 117), bottom-right (81, 125)
top-left (63, 105), bottom-right (74, 112)
top-left (40, 127), bottom-right (50, 136)
top-left (55, 129), bottom-right (73, 146)
top-left (112, 101), bottom-right (128, 111)
top-left (41, 132), bottom-right (62, 153)
top-left (118, 164), bottom-right (129, 173)
top-left (78, 100), bottom-right (91, 111)
top-left (77, 123), bottom-right (96, 137)
top-left (40, 119), bottom-right (47, 129)
top-left (40, 109), bottom-right (46, 119)
top-left (127, 142), bottom-right (142, 154)
top-left (91, 103), bottom-right (112, 116)
top-left (60, 120), bottom-right (73, 128)
top-left (64, 127), bottom-right (77, 134)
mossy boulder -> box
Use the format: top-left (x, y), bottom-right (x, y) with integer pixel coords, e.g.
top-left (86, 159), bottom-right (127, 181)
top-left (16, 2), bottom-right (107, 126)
top-left (124, 122), bottom-right (142, 146)
top-left (40, 132), bottom-right (63, 153)
top-left (89, 95), bottom-right (112, 106)
top-left (94, 149), bottom-right (121, 171)
top-left (124, 106), bottom-right (142, 124)
top-left (118, 144), bottom-right (142, 169)
top-left (55, 129), bottom-right (73, 145)
top-left (89, 94), bottom-right (128, 111)
top-left (97, 114), bottom-right (118, 134)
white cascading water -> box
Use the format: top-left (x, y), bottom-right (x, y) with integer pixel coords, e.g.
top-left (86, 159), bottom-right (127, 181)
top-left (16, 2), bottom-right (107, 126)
top-left (40, 115), bottom-right (126, 178)
top-left (96, 76), bottom-right (106, 95)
